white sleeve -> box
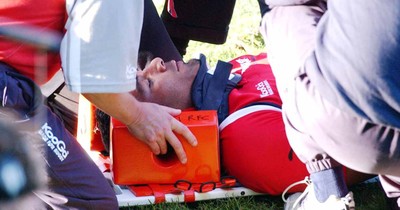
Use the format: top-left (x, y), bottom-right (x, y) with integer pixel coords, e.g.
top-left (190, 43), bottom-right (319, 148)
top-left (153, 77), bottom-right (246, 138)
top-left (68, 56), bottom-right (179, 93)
top-left (60, 0), bottom-right (144, 93)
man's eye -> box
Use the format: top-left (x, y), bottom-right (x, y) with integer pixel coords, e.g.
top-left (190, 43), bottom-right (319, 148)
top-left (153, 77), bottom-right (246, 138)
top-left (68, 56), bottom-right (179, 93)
top-left (148, 79), bottom-right (153, 88)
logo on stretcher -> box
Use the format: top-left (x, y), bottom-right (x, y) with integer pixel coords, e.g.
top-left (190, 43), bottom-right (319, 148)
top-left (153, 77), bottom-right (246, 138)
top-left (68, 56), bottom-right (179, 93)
top-left (38, 123), bottom-right (69, 162)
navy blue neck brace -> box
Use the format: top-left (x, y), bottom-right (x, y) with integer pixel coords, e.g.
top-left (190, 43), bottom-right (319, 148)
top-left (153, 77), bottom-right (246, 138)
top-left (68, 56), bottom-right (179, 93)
top-left (190, 54), bottom-right (241, 123)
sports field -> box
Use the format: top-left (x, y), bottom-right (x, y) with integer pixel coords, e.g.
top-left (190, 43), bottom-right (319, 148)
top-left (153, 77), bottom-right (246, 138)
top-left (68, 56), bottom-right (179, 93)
top-left (119, 1), bottom-right (390, 209)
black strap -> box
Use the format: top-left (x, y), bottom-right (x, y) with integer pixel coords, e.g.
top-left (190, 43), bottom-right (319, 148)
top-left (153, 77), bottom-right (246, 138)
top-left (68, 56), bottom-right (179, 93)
top-left (46, 82), bottom-right (65, 102)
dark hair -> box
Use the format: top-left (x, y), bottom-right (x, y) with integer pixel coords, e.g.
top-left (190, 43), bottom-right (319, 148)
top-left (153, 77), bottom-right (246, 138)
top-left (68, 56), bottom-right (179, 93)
top-left (95, 108), bottom-right (111, 155)
top-left (138, 51), bottom-right (154, 71)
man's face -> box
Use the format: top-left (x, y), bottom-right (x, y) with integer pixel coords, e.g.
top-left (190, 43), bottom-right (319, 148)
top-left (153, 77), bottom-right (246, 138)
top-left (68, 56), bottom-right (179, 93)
top-left (132, 57), bottom-right (200, 109)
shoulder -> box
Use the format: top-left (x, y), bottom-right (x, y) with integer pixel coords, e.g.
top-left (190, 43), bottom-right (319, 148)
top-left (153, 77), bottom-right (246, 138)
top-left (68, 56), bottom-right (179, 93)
top-left (229, 53), bottom-right (269, 74)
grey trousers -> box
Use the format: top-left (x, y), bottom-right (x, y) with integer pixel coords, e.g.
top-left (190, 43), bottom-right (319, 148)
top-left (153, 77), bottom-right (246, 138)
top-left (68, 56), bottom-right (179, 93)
top-left (260, 0), bottom-right (400, 205)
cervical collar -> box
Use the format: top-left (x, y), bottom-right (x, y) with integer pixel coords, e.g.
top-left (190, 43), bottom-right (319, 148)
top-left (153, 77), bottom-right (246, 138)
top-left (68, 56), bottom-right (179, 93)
top-left (190, 54), bottom-right (241, 123)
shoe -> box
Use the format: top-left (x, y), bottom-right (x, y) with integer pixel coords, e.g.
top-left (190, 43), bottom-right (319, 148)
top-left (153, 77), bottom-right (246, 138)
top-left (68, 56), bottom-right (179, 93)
top-left (282, 177), bottom-right (355, 210)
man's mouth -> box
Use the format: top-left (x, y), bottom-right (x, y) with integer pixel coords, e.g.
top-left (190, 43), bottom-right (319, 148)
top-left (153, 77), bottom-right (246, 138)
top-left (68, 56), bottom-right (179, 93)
top-left (176, 61), bottom-right (183, 72)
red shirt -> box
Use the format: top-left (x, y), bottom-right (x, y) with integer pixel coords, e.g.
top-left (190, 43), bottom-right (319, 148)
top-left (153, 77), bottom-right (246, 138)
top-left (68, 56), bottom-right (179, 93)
top-left (221, 53), bottom-right (308, 194)
top-left (0, 0), bottom-right (66, 84)
top-left (228, 53), bottom-right (282, 112)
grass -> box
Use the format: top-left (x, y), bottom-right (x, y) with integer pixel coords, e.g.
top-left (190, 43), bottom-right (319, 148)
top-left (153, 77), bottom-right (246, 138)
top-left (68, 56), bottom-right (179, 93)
top-left (350, 181), bottom-right (389, 209)
top-left (182, 0), bottom-right (264, 66)
top-left (119, 181), bottom-right (388, 209)
top-left (121, 180), bottom-right (388, 210)
top-left (122, 194), bottom-right (284, 210)
top-left (118, 1), bottom-right (392, 209)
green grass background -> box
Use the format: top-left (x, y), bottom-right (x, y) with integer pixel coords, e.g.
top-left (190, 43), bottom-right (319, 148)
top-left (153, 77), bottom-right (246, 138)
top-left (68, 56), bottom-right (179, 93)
top-left (119, 1), bottom-right (390, 209)
top-left (123, 181), bottom-right (388, 209)
top-left (182, 0), bottom-right (264, 66)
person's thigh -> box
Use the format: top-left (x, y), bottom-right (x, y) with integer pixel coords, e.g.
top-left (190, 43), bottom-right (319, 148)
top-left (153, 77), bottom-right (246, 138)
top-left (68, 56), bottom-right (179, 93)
top-left (30, 107), bottom-right (118, 209)
top-left (259, 3), bottom-right (331, 171)
top-left (315, 0), bottom-right (400, 127)
top-left (0, 66), bottom-right (118, 209)
top-left (289, 71), bottom-right (400, 177)
top-left (260, 3), bottom-right (325, 106)
top-left (261, 0), bottom-right (400, 176)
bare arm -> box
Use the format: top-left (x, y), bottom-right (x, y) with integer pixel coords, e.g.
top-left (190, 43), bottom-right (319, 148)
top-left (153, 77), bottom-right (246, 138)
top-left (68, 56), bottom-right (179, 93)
top-left (83, 93), bottom-right (197, 164)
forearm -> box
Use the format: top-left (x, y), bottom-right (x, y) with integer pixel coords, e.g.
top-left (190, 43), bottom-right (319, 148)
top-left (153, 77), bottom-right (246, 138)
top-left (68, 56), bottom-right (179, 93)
top-left (82, 92), bottom-right (140, 126)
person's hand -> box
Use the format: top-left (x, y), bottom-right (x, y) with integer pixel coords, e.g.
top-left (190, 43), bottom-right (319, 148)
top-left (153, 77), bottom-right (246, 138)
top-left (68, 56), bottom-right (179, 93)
top-left (81, 93), bottom-right (197, 163)
top-left (126, 102), bottom-right (197, 164)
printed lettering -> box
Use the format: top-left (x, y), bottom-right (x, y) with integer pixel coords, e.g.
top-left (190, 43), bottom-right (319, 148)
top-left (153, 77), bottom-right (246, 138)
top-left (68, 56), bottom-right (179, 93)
top-left (47, 140), bottom-right (55, 150)
top-left (126, 64), bottom-right (137, 80)
top-left (187, 115), bottom-right (210, 121)
top-left (38, 123), bottom-right (69, 162)
top-left (256, 80), bottom-right (274, 98)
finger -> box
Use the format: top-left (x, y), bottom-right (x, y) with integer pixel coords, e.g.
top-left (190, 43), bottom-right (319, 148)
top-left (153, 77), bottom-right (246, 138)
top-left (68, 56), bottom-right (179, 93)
top-left (160, 105), bottom-right (181, 116)
top-left (127, 126), bottom-right (161, 155)
top-left (157, 136), bottom-right (168, 154)
top-left (147, 140), bottom-right (161, 155)
top-left (172, 120), bottom-right (198, 147)
top-left (165, 130), bottom-right (187, 164)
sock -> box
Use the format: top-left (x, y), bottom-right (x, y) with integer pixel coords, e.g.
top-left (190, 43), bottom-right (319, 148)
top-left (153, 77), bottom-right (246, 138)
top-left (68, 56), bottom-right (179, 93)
top-left (310, 166), bottom-right (348, 202)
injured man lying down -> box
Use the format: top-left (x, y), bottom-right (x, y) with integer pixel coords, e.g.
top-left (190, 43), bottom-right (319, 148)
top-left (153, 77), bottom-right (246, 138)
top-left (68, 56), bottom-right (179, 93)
top-left (96, 52), bottom-right (373, 195)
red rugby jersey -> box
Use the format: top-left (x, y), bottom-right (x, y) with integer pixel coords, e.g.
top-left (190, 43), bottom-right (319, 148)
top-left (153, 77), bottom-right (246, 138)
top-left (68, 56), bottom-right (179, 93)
top-left (221, 53), bottom-right (309, 194)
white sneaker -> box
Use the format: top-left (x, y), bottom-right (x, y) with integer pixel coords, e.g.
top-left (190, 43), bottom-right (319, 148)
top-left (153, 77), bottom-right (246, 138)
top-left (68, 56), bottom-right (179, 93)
top-left (282, 177), bottom-right (355, 210)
